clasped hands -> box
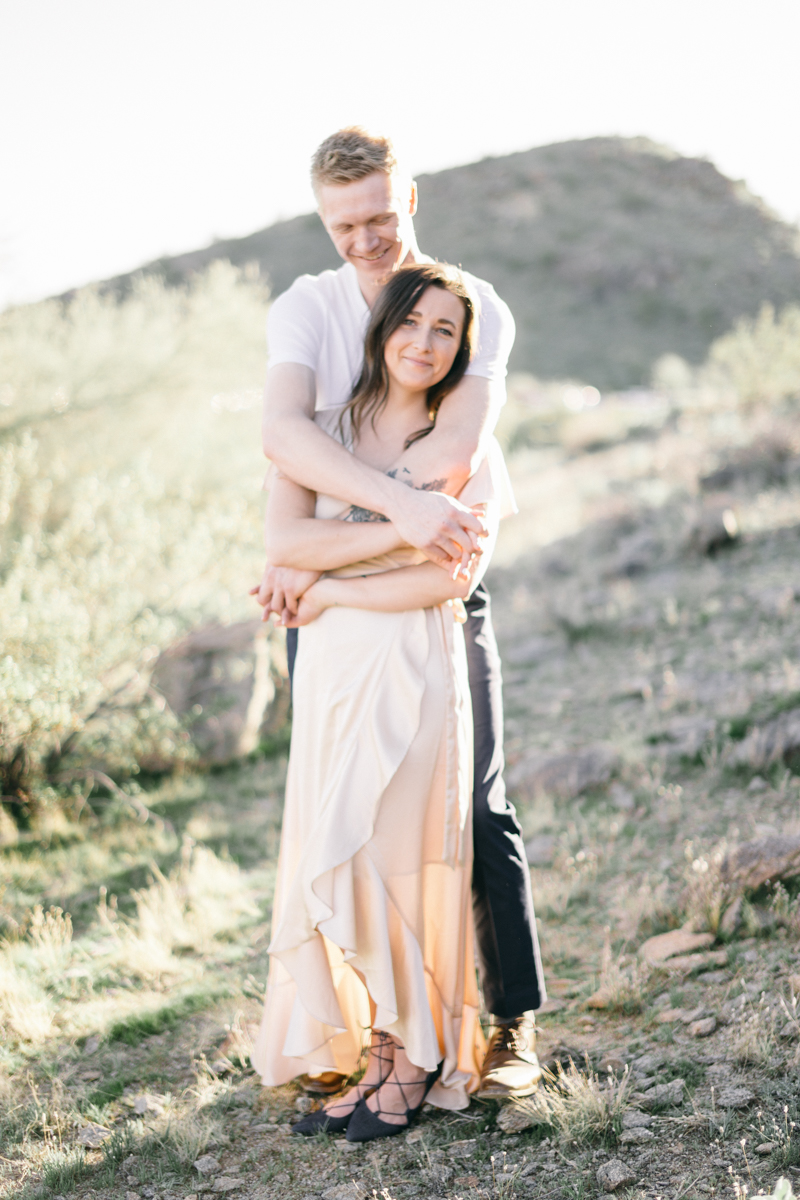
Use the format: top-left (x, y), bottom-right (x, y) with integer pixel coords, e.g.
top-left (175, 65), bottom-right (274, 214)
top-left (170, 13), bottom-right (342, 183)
top-left (250, 502), bottom-right (488, 628)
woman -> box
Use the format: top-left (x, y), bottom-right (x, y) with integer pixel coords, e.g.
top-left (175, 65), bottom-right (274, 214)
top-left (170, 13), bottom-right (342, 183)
top-left (251, 263), bottom-right (515, 1142)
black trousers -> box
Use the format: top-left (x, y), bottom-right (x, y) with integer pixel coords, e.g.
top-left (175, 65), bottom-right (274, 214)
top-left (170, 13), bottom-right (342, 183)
top-left (285, 581), bottom-right (545, 1020)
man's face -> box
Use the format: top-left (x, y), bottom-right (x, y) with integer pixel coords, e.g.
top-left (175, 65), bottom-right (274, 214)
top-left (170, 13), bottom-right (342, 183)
top-left (318, 171), bottom-right (417, 287)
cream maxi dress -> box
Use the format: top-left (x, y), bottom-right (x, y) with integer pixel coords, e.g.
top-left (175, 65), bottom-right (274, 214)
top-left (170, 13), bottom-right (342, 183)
top-left (252, 409), bottom-right (515, 1111)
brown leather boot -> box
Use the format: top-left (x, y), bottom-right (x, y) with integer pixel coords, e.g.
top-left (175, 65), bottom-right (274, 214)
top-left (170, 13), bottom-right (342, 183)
top-left (297, 1071), bottom-right (348, 1096)
top-left (477, 1011), bottom-right (542, 1099)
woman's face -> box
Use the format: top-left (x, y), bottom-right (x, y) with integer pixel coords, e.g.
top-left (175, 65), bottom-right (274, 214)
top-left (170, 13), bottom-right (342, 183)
top-left (383, 286), bottom-right (465, 395)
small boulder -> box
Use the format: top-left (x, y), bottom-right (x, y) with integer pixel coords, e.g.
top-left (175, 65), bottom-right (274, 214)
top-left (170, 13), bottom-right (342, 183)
top-left (597, 1158), bottom-right (638, 1192)
top-left (716, 1086), bottom-right (755, 1109)
top-left (508, 744), bottom-right (619, 799)
top-left (720, 833), bottom-right (800, 891)
top-left (640, 1079), bottom-right (685, 1109)
top-left (639, 929), bottom-right (714, 966)
top-left (193, 1156), bottom-right (221, 1176)
top-left (619, 1127), bottom-right (654, 1145)
top-left (621, 1110), bottom-right (652, 1128)
top-left (664, 949), bottom-right (728, 973)
top-left (75, 1123), bottom-right (112, 1148)
top-left (152, 620), bottom-right (289, 765)
top-left (689, 1017), bottom-right (717, 1037)
top-left (687, 503), bottom-right (738, 555)
top-left (731, 710), bottom-right (800, 775)
top-left (212, 1181), bottom-right (241, 1194)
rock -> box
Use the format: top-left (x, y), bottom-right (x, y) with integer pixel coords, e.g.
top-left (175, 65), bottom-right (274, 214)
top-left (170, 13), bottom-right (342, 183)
top-left (689, 1017), bottom-right (717, 1037)
top-left (748, 775), bottom-right (768, 792)
top-left (152, 619), bottom-right (288, 765)
top-left (790, 974), bottom-right (800, 995)
top-left (639, 1079), bottom-right (685, 1109)
top-left (405, 1128), bottom-right (425, 1144)
top-left (664, 949), bottom-right (728, 973)
top-left (541, 1043), bottom-right (585, 1071)
top-left (126, 1193), bottom-right (140, 1200)
top-left (687, 503), bottom-right (739, 555)
top-left (599, 1055), bottom-right (627, 1073)
top-left (720, 895), bottom-right (744, 937)
top-left (720, 833), bottom-right (800, 890)
top-left (212, 1181), bottom-right (241, 1195)
top-left (294, 1096), bottom-right (314, 1113)
top-left (639, 929), bottom-right (715, 966)
top-left (622, 1110), bottom-right (652, 1128)
top-left (75, 1123), bottom-right (112, 1148)
top-left (619, 1127), bottom-right (654, 1145)
top-left (193, 1156), bottom-right (221, 1175)
top-left (657, 1007), bottom-right (689, 1023)
top-left (732, 709), bottom-right (800, 775)
top-left (322, 1186), bottom-right (365, 1200)
top-left (597, 1158), bottom-right (638, 1192)
top-left (508, 744), bottom-right (619, 799)
top-left (756, 1143), bottom-right (776, 1155)
top-left (656, 715), bottom-right (717, 760)
top-left (697, 970), bottom-right (731, 985)
top-left (631, 1053), bottom-right (665, 1074)
top-left (716, 1086), bottom-right (755, 1109)
top-left (250, 1122), bottom-right (278, 1132)
top-left (496, 1100), bottom-right (548, 1133)
top-left (524, 834), bottom-right (557, 866)
top-left (83, 1035), bottom-right (100, 1055)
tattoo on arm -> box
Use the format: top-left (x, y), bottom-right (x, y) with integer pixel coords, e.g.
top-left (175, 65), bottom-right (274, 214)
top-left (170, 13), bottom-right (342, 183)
top-left (343, 505), bottom-right (389, 523)
top-left (341, 473), bottom-right (448, 522)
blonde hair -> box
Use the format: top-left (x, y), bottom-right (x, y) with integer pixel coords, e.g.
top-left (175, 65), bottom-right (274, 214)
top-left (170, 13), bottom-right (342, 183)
top-left (311, 127), bottom-right (400, 197)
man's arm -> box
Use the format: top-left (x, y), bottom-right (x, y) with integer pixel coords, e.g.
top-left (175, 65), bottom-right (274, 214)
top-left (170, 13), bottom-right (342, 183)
top-left (264, 471), bottom-right (405, 570)
top-left (263, 362), bottom-right (484, 569)
top-left (384, 374), bottom-right (504, 494)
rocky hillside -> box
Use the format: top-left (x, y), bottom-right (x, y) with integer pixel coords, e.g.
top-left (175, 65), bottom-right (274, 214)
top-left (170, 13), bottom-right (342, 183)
top-left (105, 137), bottom-right (800, 389)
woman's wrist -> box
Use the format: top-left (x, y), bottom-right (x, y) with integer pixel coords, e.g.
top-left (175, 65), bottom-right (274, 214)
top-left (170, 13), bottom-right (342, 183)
top-left (309, 577), bottom-right (339, 609)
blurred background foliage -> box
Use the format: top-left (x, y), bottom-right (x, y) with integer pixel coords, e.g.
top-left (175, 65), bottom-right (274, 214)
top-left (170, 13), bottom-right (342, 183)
top-left (0, 263), bottom-right (273, 828)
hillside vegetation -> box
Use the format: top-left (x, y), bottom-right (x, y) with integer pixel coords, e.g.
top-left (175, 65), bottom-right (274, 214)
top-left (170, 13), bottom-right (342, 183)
top-left (1, 268), bottom-right (800, 1199)
top-left (102, 137), bottom-right (800, 390)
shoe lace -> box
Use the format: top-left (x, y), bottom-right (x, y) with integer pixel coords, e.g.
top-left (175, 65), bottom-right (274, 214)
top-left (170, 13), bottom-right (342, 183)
top-left (324, 1030), bottom-right (394, 1116)
top-left (490, 1018), bottom-right (531, 1055)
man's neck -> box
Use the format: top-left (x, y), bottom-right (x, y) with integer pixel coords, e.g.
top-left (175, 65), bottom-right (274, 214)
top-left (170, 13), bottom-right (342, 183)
top-left (355, 243), bottom-right (429, 310)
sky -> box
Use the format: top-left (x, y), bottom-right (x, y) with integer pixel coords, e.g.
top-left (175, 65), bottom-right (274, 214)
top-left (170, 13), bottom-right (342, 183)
top-left (1, 0), bottom-right (799, 310)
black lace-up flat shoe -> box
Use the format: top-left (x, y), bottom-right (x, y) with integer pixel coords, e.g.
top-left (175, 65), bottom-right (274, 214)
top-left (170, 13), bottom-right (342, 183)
top-left (345, 1064), bottom-right (442, 1143)
top-left (291, 1105), bottom-right (355, 1135)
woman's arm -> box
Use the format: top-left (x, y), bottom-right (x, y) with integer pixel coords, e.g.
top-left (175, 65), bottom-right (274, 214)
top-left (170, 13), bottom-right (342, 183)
top-left (284, 502), bottom-right (498, 626)
top-left (264, 470), bottom-right (406, 571)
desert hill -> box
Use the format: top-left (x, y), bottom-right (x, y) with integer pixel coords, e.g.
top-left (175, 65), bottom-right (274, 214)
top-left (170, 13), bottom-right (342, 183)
top-left (105, 137), bottom-right (800, 389)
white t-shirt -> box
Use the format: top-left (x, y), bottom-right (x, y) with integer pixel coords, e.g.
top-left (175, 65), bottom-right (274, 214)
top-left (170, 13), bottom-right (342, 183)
top-left (266, 261), bottom-right (515, 411)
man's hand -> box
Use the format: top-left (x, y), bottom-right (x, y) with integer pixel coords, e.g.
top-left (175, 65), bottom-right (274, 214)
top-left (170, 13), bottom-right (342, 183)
top-left (386, 488), bottom-right (487, 577)
top-left (250, 564), bottom-right (321, 623)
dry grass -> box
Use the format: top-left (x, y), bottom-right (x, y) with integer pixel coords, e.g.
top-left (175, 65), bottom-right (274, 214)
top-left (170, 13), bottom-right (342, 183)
top-left (508, 1059), bottom-right (634, 1146)
top-left (0, 839), bottom-right (259, 1049)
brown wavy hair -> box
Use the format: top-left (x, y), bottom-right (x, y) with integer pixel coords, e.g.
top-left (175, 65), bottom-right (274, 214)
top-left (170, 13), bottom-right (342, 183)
top-left (343, 262), bottom-right (479, 450)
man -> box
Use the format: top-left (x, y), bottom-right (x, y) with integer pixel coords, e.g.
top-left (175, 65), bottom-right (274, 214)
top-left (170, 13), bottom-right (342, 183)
top-left (255, 128), bottom-right (546, 1099)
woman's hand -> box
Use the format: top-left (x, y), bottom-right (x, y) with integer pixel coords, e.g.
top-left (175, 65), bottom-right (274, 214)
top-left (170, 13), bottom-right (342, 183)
top-left (281, 580), bottom-right (332, 628)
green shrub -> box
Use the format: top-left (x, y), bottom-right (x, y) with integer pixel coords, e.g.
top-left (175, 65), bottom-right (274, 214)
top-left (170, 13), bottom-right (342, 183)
top-left (0, 264), bottom-right (276, 818)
